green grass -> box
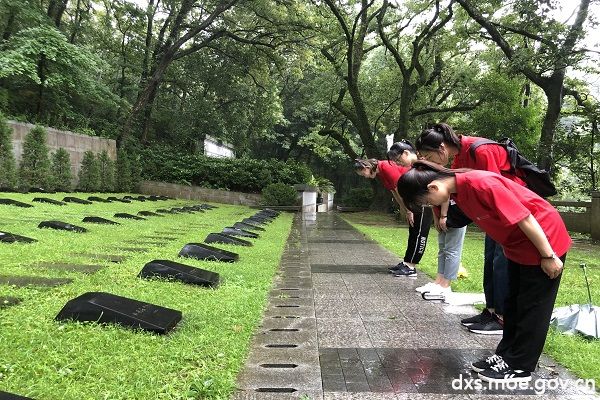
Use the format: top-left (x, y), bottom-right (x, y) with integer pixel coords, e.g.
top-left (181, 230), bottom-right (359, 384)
top-left (343, 211), bottom-right (600, 385)
top-left (0, 192), bottom-right (293, 399)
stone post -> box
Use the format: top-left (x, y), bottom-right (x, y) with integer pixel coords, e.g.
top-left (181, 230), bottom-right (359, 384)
top-left (295, 184), bottom-right (318, 221)
top-left (592, 191), bottom-right (600, 240)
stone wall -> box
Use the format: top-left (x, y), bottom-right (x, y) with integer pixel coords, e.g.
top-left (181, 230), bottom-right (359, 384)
top-left (139, 180), bottom-right (263, 206)
top-left (8, 121), bottom-right (117, 183)
top-left (550, 193), bottom-right (600, 240)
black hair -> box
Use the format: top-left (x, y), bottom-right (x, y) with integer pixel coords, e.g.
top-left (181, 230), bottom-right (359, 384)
top-left (397, 160), bottom-right (470, 211)
top-left (387, 139), bottom-right (416, 162)
top-left (353, 158), bottom-right (379, 174)
top-left (415, 122), bottom-right (461, 153)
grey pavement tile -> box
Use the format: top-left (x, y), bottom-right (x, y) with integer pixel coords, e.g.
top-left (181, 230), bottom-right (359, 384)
top-left (363, 320), bottom-right (417, 342)
top-left (260, 317), bottom-right (317, 331)
top-left (317, 319), bottom-right (373, 348)
top-left (232, 389), bottom-right (323, 400)
top-left (324, 393), bottom-right (400, 400)
top-left (236, 364), bottom-right (322, 391)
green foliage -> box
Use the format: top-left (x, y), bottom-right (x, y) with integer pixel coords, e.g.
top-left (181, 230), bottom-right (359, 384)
top-left (341, 187), bottom-right (373, 208)
top-left (19, 125), bottom-right (50, 190)
top-left (50, 148), bottom-right (72, 192)
top-left (139, 146), bottom-right (312, 193)
top-left (308, 175), bottom-right (336, 194)
top-left (261, 183), bottom-right (298, 206)
top-left (97, 150), bottom-right (115, 192)
top-left (78, 151), bottom-right (100, 192)
top-left (115, 148), bottom-right (132, 192)
top-left (0, 113), bottom-right (18, 190)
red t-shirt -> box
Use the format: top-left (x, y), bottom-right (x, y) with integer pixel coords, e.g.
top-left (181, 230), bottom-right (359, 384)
top-left (376, 160), bottom-right (409, 191)
top-left (453, 170), bottom-right (571, 265)
top-left (451, 136), bottom-right (526, 186)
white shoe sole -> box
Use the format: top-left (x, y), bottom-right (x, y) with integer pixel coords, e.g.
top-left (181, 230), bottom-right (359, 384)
top-left (477, 373), bottom-right (532, 384)
top-left (468, 328), bottom-right (503, 335)
top-left (471, 365), bottom-right (486, 373)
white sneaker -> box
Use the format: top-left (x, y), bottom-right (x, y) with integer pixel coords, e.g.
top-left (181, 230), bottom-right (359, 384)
top-left (415, 282), bottom-right (437, 293)
top-left (424, 284), bottom-right (452, 296)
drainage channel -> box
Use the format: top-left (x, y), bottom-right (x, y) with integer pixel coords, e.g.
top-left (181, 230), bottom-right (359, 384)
top-left (233, 215), bottom-right (322, 399)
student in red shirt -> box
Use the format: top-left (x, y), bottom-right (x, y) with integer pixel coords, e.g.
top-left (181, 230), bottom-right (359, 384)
top-left (354, 158), bottom-right (432, 277)
top-left (416, 123), bottom-right (523, 335)
top-left (397, 160), bottom-right (571, 384)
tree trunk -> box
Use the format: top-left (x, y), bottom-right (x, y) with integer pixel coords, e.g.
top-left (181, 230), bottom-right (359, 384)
top-left (537, 76), bottom-right (564, 171)
top-left (2, 7), bottom-right (16, 41)
top-left (394, 82), bottom-right (415, 142)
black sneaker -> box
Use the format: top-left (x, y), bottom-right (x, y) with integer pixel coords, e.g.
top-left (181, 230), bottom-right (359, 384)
top-left (388, 263), bottom-right (403, 272)
top-left (471, 354), bottom-right (503, 373)
top-left (468, 314), bottom-right (503, 335)
top-left (392, 263), bottom-right (417, 278)
top-left (461, 309), bottom-right (493, 327)
top-left (478, 359), bottom-right (531, 384)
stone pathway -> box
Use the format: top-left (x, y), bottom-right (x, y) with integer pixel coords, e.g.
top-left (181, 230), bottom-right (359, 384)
top-left (234, 213), bottom-right (598, 399)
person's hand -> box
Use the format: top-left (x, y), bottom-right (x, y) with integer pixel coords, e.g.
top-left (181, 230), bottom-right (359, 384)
top-left (406, 211), bottom-right (414, 227)
top-left (541, 256), bottom-right (563, 279)
top-left (439, 216), bottom-right (448, 232)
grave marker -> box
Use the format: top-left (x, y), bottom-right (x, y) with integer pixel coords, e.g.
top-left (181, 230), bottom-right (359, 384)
top-left (139, 260), bottom-right (220, 287)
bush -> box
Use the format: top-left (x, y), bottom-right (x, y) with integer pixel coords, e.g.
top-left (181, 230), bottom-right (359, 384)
top-left (97, 150), bottom-right (115, 192)
top-left (0, 113), bottom-right (18, 190)
top-left (261, 183), bottom-right (298, 206)
top-left (138, 145), bottom-right (312, 193)
top-left (50, 148), bottom-right (72, 192)
top-left (341, 187), bottom-right (373, 208)
top-left (78, 150), bottom-right (100, 192)
top-left (115, 147), bottom-right (132, 192)
top-left (19, 125), bottom-right (50, 190)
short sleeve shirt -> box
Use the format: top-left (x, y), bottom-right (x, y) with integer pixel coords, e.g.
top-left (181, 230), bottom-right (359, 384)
top-left (377, 160), bottom-right (409, 191)
top-left (451, 136), bottom-right (526, 186)
top-left (453, 170), bottom-right (571, 265)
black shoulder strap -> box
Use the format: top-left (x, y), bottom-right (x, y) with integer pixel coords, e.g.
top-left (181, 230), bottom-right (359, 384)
top-left (468, 139), bottom-right (501, 160)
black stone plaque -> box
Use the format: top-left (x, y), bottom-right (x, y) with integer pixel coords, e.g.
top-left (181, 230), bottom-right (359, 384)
top-left (134, 196), bottom-right (146, 202)
top-left (0, 296), bottom-right (22, 308)
top-left (139, 259), bottom-right (220, 287)
top-left (144, 196), bottom-right (158, 201)
top-left (0, 275), bottom-right (73, 287)
top-left (32, 197), bottom-right (66, 206)
top-left (82, 216), bottom-right (120, 225)
top-left (0, 198), bottom-right (34, 208)
top-left (0, 390), bottom-right (35, 399)
top-left (63, 197), bottom-right (93, 205)
top-left (205, 233), bottom-right (252, 246)
top-left (242, 218), bottom-right (268, 227)
top-left (88, 196), bottom-right (111, 203)
top-left (29, 187), bottom-right (53, 193)
top-left (170, 207), bottom-right (193, 213)
top-left (261, 208), bottom-right (280, 216)
top-left (248, 216), bottom-right (270, 224)
top-left (181, 206), bottom-right (202, 213)
top-left (233, 221), bottom-right (265, 232)
top-left (138, 211), bottom-right (161, 217)
top-left (38, 220), bottom-right (87, 233)
top-left (178, 243), bottom-right (238, 262)
top-left (107, 196), bottom-right (131, 203)
top-left (114, 213), bottom-right (146, 220)
top-left (55, 292), bottom-right (182, 334)
top-left (122, 195), bottom-right (135, 200)
top-left (0, 231), bottom-right (37, 243)
top-left (253, 213), bottom-right (274, 221)
top-left (222, 227), bottom-right (259, 239)
top-left (155, 209), bottom-right (176, 214)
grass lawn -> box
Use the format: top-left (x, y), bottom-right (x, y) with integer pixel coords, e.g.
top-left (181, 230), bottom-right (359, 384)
top-left (343, 211), bottom-right (600, 386)
top-left (0, 193), bottom-right (292, 399)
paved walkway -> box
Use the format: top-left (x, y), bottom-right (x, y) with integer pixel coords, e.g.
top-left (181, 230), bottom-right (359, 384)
top-left (234, 213), bottom-right (597, 399)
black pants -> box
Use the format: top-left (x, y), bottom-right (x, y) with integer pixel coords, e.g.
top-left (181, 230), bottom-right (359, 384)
top-left (495, 256), bottom-right (565, 372)
top-left (483, 236), bottom-right (509, 315)
top-left (403, 206), bottom-right (433, 264)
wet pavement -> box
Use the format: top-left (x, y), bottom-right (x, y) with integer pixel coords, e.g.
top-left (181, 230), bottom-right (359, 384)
top-left (233, 213), bottom-right (598, 399)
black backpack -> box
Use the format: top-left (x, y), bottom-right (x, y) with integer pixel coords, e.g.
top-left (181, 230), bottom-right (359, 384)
top-left (468, 138), bottom-right (557, 198)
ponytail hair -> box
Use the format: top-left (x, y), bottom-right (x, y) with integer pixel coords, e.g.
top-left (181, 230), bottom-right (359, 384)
top-left (415, 122), bottom-right (461, 152)
top-left (353, 158), bottom-right (379, 174)
top-left (387, 139), bottom-right (416, 162)
top-left (397, 160), bottom-right (471, 211)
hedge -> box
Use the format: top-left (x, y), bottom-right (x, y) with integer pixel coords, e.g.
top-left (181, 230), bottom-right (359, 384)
top-left (139, 147), bottom-right (312, 193)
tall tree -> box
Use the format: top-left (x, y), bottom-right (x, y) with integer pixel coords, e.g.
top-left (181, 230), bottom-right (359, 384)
top-left (455, 0), bottom-right (592, 171)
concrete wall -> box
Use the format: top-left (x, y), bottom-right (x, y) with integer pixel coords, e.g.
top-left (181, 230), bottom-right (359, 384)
top-left (8, 121), bottom-right (117, 182)
top-left (550, 194), bottom-right (600, 240)
top-left (139, 180), bottom-right (263, 206)
top-left (203, 134), bottom-right (235, 158)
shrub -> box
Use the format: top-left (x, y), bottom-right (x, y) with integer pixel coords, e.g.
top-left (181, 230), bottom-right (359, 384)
top-left (19, 125), bottom-right (50, 190)
top-left (97, 150), bottom-right (115, 192)
top-left (115, 147), bottom-right (132, 192)
top-left (341, 187), bottom-right (373, 208)
top-left (78, 150), bottom-right (100, 192)
top-left (50, 148), bottom-right (72, 192)
top-left (0, 113), bottom-right (18, 190)
top-left (261, 183), bottom-right (298, 206)
top-left (138, 145), bottom-right (312, 193)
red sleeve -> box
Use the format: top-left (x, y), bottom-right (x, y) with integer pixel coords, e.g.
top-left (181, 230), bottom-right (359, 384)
top-left (472, 147), bottom-right (503, 175)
